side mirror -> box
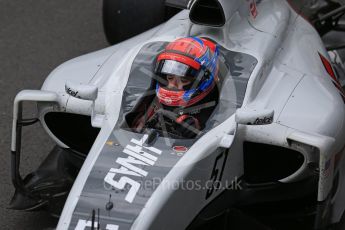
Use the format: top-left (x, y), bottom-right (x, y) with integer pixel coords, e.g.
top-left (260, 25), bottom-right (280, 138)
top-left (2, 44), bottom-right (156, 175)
top-left (219, 108), bottom-right (274, 149)
top-left (65, 81), bottom-right (98, 101)
top-left (235, 108), bottom-right (274, 125)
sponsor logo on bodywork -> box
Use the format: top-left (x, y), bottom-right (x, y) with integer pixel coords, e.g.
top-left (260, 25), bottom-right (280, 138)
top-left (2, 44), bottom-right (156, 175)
top-left (104, 135), bottom-right (162, 203)
top-left (319, 52), bottom-right (345, 103)
top-left (65, 85), bottom-right (79, 98)
top-left (173, 146), bottom-right (188, 153)
top-left (253, 116), bottom-right (273, 125)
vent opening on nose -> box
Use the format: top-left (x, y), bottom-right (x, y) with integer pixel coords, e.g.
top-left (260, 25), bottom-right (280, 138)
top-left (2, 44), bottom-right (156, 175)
top-left (189, 0), bottom-right (225, 27)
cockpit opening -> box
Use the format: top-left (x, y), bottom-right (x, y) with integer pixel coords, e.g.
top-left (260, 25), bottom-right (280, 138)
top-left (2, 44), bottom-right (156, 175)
top-left (119, 37), bottom-right (257, 139)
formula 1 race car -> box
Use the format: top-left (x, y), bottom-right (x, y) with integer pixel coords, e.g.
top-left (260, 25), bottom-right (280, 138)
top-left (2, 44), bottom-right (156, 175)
top-left (9, 0), bottom-right (345, 229)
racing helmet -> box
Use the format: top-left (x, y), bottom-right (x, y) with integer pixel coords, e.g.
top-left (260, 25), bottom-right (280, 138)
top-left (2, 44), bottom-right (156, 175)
top-left (154, 37), bottom-right (219, 107)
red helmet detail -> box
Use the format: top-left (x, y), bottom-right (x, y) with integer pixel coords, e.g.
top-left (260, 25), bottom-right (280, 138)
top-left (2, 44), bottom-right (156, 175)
top-left (165, 37), bottom-right (208, 57)
top-left (156, 81), bottom-right (215, 107)
top-left (156, 87), bottom-right (185, 106)
top-left (155, 37), bottom-right (219, 107)
top-left (156, 37), bottom-right (210, 71)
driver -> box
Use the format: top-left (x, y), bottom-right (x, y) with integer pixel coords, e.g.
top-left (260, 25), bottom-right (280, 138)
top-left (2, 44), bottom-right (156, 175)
top-left (133, 37), bottom-right (219, 138)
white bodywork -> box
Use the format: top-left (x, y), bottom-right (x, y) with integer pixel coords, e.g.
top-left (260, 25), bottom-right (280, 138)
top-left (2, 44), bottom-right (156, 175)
top-left (11, 0), bottom-right (345, 229)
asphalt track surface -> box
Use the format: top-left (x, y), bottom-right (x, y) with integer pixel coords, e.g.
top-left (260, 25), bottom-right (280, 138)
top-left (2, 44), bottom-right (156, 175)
top-left (0, 0), bottom-right (108, 229)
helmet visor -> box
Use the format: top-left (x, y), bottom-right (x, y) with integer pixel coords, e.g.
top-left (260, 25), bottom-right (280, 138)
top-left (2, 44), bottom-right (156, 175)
top-left (161, 60), bottom-right (190, 77)
top-left (156, 59), bottom-right (200, 78)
